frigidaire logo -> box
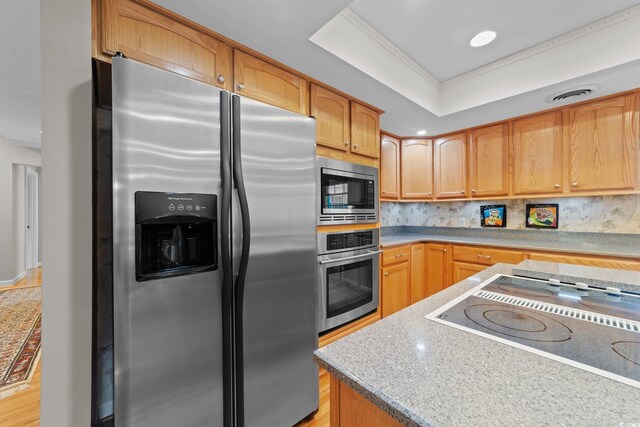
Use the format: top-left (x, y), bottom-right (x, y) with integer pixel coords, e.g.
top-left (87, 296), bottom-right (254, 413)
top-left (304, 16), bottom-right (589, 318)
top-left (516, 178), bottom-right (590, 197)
top-left (168, 197), bottom-right (193, 201)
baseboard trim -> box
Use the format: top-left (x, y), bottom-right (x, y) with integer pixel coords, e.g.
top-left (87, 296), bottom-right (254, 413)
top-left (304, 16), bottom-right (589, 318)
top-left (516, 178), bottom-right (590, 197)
top-left (0, 271), bottom-right (27, 286)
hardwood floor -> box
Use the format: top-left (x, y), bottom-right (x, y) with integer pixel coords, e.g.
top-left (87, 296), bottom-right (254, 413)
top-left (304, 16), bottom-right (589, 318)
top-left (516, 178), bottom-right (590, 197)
top-left (296, 368), bottom-right (330, 427)
top-left (0, 267), bottom-right (42, 427)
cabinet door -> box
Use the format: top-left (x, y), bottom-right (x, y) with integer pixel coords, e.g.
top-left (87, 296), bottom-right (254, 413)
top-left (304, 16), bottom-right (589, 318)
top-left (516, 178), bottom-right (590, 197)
top-left (425, 243), bottom-right (451, 297)
top-left (381, 262), bottom-right (410, 318)
top-left (310, 85), bottom-right (350, 151)
top-left (452, 261), bottom-right (486, 283)
top-left (469, 124), bottom-right (509, 197)
top-left (568, 94), bottom-right (637, 192)
top-left (410, 244), bottom-right (426, 304)
top-left (98, 0), bottom-right (233, 90)
top-left (351, 103), bottom-right (380, 158)
top-left (434, 133), bottom-right (467, 199)
top-left (234, 50), bottom-right (308, 114)
top-left (380, 135), bottom-right (400, 199)
top-left (512, 112), bottom-right (563, 195)
top-left (401, 139), bottom-right (433, 199)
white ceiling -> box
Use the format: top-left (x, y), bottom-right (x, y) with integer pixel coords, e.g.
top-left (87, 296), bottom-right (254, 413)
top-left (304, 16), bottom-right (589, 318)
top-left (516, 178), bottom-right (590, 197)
top-left (349, 0), bottom-right (640, 81)
top-left (0, 0), bottom-right (41, 148)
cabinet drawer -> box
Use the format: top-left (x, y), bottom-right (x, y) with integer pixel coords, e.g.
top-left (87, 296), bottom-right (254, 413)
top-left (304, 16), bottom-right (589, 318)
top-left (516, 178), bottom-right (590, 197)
top-left (383, 245), bottom-right (411, 266)
top-left (453, 245), bottom-right (523, 266)
top-left (528, 252), bottom-right (640, 272)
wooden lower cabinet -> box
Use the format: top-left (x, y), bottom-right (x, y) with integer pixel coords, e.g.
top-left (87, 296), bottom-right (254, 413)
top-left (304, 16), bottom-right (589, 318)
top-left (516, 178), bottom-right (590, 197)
top-left (410, 244), bottom-right (426, 303)
top-left (330, 374), bottom-right (402, 427)
top-left (452, 261), bottom-right (487, 283)
top-left (425, 243), bottom-right (452, 296)
top-left (381, 262), bottom-right (410, 318)
top-left (527, 252), bottom-right (640, 271)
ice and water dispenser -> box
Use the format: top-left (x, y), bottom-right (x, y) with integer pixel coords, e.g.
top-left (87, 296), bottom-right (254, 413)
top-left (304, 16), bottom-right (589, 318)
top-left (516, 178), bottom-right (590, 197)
top-left (135, 192), bottom-right (217, 281)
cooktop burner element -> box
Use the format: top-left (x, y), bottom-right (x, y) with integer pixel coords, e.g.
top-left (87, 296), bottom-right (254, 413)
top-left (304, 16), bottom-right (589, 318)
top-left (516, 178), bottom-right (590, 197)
top-left (427, 274), bottom-right (640, 390)
top-left (612, 341), bottom-right (640, 367)
top-left (462, 304), bottom-right (572, 342)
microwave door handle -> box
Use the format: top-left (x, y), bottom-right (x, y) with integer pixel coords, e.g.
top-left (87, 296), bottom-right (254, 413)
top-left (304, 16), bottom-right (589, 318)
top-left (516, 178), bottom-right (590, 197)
top-left (319, 249), bottom-right (383, 264)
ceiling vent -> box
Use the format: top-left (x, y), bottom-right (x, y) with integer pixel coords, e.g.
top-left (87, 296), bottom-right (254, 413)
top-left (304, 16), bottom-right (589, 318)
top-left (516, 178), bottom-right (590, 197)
top-left (545, 84), bottom-right (600, 103)
top-left (552, 89), bottom-right (592, 102)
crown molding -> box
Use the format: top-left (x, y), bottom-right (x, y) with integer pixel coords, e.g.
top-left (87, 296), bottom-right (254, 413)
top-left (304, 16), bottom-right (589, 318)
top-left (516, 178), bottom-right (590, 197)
top-left (340, 7), bottom-right (441, 88)
top-left (442, 3), bottom-right (640, 87)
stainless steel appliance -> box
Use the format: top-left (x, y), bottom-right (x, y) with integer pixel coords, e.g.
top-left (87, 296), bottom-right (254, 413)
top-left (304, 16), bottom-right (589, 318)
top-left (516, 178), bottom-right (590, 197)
top-left (317, 229), bottom-right (381, 332)
top-left (98, 56), bottom-right (318, 427)
top-left (316, 157), bottom-right (378, 225)
top-left (427, 274), bottom-right (640, 389)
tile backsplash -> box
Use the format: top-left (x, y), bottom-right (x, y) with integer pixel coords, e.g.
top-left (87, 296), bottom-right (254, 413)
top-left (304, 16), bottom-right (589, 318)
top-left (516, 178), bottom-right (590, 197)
top-left (381, 195), bottom-right (640, 234)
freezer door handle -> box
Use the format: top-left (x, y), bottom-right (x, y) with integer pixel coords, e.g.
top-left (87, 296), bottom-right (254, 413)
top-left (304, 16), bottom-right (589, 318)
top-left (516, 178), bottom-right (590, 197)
top-left (219, 90), bottom-right (235, 427)
top-left (232, 94), bottom-right (251, 427)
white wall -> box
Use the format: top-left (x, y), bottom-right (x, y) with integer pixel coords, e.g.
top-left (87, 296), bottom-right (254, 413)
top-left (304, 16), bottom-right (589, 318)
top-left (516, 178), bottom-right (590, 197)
top-left (0, 135), bottom-right (41, 283)
top-left (40, 0), bottom-right (92, 424)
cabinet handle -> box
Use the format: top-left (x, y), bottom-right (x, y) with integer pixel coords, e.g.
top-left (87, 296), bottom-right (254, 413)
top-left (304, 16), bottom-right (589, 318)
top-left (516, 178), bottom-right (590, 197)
top-left (344, 141), bottom-right (350, 146)
top-left (353, 144), bottom-right (359, 149)
top-left (395, 253), bottom-right (403, 258)
top-left (237, 83), bottom-right (245, 91)
top-left (435, 248), bottom-right (447, 252)
top-left (460, 190), bottom-right (465, 194)
top-left (477, 254), bottom-right (492, 259)
top-left (217, 75), bottom-right (225, 84)
top-left (428, 192), bottom-right (432, 196)
top-left (471, 189), bottom-right (477, 193)
top-left (384, 272), bottom-right (389, 277)
top-left (444, 248), bottom-right (448, 253)
top-left (554, 184), bottom-right (560, 189)
top-left (572, 182), bottom-right (578, 188)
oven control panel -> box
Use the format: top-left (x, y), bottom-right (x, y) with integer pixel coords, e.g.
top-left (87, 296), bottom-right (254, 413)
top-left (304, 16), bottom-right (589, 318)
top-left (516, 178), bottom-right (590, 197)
top-left (318, 228), bottom-right (379, 255)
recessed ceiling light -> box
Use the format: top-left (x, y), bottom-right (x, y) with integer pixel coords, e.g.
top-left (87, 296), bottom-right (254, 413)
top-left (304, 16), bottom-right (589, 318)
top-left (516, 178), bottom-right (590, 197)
top-left (416, 130), bottom-right (427, 136)
top-left (470, 31), bottom-right (497, 47)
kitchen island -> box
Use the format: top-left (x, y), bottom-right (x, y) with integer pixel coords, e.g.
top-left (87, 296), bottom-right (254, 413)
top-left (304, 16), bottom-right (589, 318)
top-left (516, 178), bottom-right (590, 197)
top-left (314, 262), bottom-right (640, 426)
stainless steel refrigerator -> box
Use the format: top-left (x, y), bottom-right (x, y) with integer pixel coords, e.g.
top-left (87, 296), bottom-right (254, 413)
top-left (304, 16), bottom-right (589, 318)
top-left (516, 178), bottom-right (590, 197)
top-left (106, 56), bottom-right (318, 426)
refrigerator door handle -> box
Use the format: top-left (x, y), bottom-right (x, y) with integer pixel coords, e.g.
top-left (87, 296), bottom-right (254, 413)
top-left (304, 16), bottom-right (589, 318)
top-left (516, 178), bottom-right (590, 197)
top-left (232, 94), bottom-right (251, 427)
top-left (220, 90), bottom-right (235, 427)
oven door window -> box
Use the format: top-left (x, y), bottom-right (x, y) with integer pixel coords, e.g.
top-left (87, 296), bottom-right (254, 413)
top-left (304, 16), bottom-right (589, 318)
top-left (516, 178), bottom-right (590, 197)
top-left (321, 171), bottom-right (375, 213)
top-left (326, 259), bottom-right (373, 319)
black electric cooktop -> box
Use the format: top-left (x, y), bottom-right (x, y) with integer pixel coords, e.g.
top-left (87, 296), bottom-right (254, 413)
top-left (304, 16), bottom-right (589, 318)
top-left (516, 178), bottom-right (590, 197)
top-left (426, 274), bottom-right (640, 389)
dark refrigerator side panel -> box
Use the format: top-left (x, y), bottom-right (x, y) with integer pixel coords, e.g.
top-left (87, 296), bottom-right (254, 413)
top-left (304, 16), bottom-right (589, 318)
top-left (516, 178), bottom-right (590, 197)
top-left (92, 59), bottom-right (115, 427)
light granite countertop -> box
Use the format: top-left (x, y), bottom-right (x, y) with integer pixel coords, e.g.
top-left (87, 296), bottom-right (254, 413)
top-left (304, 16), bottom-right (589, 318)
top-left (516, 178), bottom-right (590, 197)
top-left (380, 226), bottom-right (640, 259)
top-left (314, 263), bottom-right (640, 426)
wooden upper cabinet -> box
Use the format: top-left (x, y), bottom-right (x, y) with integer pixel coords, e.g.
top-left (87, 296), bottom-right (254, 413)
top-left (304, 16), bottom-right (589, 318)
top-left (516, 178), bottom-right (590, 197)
top-left (401, 139), bottom-right (433, 199)
top-left (567, 94), bottom-right (638, 192)
top-left (380, 135), bottom-right (400, 199)
top-left (469, 124), bottom-right (509, 197)
top-left (434, 133), bottom-right (467, 199)
top-left (512, 112), bottom-right (563, 195)
top-left (351, 103), bottom-right (380, 158)
top-left (234, 50), bottom-right (308, 114)
top-left (310, 85), bottom-right (350, 151)
top-left (98, 0), bottom-right (233, 90)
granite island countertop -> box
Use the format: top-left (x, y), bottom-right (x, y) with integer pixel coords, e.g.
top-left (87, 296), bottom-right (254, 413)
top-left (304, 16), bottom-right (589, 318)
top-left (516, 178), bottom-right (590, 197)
top-left (380, 226), bottom-right (640, 259)
top-left (314, 262), bottom-right (640, 427)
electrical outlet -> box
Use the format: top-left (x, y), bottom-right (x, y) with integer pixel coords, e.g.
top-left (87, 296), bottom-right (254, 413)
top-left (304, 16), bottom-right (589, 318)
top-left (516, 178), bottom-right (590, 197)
top-left (458, 217), bottom-right (467, 227)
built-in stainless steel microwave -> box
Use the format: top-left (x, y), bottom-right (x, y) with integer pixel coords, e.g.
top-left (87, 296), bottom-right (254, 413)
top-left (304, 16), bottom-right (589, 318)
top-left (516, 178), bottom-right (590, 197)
top-left (316, 157), bottom-right (378, 225)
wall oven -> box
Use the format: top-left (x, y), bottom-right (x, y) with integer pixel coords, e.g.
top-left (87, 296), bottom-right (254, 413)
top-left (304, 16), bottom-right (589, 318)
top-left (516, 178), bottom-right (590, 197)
top-left (317, 229), bottom-right (380, 333)
top-left (317, 157), bottom-right (378, 225)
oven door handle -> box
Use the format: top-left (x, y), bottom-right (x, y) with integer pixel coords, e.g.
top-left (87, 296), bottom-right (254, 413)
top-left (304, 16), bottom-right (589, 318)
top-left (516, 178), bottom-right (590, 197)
top-left (318, 249), bottom-right (383, 264)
